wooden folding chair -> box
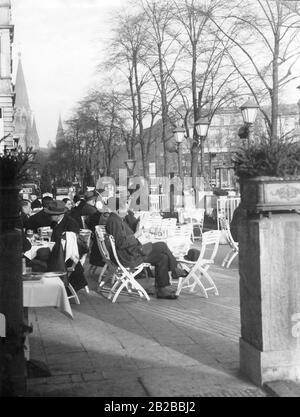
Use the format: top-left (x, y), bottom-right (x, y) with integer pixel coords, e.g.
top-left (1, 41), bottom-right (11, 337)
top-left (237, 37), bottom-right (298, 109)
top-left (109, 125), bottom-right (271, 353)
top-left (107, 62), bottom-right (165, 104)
top-left (79, 229), bottom-right (92, 293)
top-left (94, 225), bottom-right (117, 290)
top-left (219, 215), bottom-right (239, 268)
top-left (176, 230), bottom-right (220, 298)
top-left (63, 231), bottom-right (90, 302)
top-left (183, 208), bottom-right (205, 241)
top-left (107, 235), bottom-right (151, 303)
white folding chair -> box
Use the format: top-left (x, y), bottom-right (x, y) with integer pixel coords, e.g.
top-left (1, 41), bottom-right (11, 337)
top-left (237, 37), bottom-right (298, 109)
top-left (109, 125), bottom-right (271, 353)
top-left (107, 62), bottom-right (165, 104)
top-left (183, 208), bottom-right (205, 241)
top-left (176, 230), bottom-right (220, 298)
top-left (94, 225), bottom-right (117, 290)
top-left (219, 215), bottom-right (239, 268)
top-left (161, 218), bottom-right (177, 237)
top-left (81, 215), bottom-right (88, 229)
top-left (107, 235), bottom-right (151, 303)
top-left (63, 231), bottom-right (91, 301)
top-left (149, 195), bottom-right (160, 212)
top-left (61, 233), bottom-right (81, 305)
top-left (79, 229), bottom-right (92, 293)
top-left (167, 224), bottom-right (193, 258)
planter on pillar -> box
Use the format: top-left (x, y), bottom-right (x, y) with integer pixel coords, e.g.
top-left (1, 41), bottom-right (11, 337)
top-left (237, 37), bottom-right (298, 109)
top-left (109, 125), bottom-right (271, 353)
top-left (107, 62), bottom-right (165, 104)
top-left (0, 185), bottom-right (26, 397)
top-left (239, 176), bottom-right (300, 386)
top-left (0, 150), bottom-right (34, 397)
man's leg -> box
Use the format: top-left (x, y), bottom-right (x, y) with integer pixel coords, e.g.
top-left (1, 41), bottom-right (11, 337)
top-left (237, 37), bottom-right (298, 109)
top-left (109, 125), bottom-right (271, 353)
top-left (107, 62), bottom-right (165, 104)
top-left (145, 249), bottom-right (170, 288)
top-left (150, 242), bottom-right (180, 273)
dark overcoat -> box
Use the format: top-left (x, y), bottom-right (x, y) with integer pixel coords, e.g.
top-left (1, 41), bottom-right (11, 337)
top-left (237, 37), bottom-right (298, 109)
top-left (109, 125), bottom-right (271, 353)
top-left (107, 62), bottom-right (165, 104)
top-left (105, 212), bottom-right (146, 268)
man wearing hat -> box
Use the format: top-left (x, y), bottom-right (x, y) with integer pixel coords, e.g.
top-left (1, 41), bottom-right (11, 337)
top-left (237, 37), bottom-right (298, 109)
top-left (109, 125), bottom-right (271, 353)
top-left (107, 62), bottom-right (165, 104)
top-left (27, 196), bottom-right (54, 233)
top-left (69, 190), bottom-right (98, 228)
top-left (45, 200), bottom-right (80, 242)
top-left (45, 200), bottom-right (88, 292)
top-left (81, 190), bottom-right (98, 216)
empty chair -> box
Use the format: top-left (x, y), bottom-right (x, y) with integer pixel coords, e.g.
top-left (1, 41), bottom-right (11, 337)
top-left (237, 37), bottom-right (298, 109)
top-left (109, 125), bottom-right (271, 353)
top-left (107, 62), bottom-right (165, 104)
top-left (176, 230), bottom-right (220, 298)
top-left (78, 229), bottom-right (92, 294)
top-left (167, 224), bottom-right (193, 258)
top-left (107, 235), bottom-right (151, 303)
top-left (94, 225), bottom-right (117, 290)
top-left (149, 194), bottom-right (160, 212)
top-left (61, 232), bottom-right (81, 305)
top-left (81, 215), bottom-right (88, 229)
top-left (161, 218), bottom-right (177, 237)
top-left (219, 215), bottom-right (239, 268)
top-left (183, 208), bottom-right (205, 241)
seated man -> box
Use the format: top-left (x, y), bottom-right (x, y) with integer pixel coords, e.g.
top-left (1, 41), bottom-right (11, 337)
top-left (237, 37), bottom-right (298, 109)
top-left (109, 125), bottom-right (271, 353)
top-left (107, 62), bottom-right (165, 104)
top-left (44, 200), bottom-right (88, 292)
top-left (18, 199), bottom-right (32, 231)
top-left (105, 211), bottom-right (186, 300)
top-left (27, 196), bottom-right (54, 233)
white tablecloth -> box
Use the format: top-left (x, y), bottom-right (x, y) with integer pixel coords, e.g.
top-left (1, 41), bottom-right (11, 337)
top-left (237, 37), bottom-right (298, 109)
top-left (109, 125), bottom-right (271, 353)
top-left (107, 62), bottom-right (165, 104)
top-left (23, 277), bottom-right (73, 319)
top-left (24, 241), bottom-right (55, 260)
top-left (139, 234), bottom-right (191, 257)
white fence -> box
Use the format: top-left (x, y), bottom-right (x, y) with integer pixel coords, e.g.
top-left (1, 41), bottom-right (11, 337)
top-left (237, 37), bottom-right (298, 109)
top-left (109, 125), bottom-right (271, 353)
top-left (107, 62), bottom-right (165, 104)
top-left (217, 196), bottom-right (241, 229)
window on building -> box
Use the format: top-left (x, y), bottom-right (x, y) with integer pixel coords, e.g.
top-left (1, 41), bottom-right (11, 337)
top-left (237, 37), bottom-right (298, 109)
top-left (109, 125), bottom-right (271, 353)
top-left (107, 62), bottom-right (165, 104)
top-left (0, 108), bottom-right (4, 140)
top-left (215, 167), bottom-right (235, 189)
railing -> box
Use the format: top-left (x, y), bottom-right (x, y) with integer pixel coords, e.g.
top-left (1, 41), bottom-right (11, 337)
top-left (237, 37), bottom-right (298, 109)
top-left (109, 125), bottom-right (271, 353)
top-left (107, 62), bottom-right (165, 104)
top-left (217, 196), bottom-right (240, 229)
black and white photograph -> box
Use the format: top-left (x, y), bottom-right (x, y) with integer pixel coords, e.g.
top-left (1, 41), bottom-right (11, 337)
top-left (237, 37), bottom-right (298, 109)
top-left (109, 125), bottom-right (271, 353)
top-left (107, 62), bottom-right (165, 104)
top-left (1, 0), bottom-right (300, 400)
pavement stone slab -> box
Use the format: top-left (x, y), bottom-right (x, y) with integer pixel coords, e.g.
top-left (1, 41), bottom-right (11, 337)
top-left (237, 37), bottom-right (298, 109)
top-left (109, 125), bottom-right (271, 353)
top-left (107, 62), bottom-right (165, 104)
top-left (24, 251), bottom-right (275, 397)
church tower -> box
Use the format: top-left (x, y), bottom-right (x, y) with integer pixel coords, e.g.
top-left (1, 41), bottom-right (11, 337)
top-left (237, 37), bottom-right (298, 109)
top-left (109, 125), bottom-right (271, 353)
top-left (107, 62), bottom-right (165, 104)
top-left (14, 53), bottom-right (40, 150)
top-left (55, 114), bottom-right (65, 144)
top-left (0, 0), bottom-right (14, 152)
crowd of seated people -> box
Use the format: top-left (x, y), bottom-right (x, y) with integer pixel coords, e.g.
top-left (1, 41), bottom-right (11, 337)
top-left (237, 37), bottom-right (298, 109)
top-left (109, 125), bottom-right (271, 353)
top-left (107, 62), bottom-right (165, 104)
top-left (18, 187), bottom-right (187, 300)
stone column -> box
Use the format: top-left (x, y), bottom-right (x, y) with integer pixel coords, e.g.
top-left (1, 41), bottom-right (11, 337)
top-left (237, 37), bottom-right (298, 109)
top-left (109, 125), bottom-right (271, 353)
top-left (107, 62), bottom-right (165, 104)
top-left (0, 186), bottom-right (26, 396)
top-left (239, 212), bottom-right (300, 385)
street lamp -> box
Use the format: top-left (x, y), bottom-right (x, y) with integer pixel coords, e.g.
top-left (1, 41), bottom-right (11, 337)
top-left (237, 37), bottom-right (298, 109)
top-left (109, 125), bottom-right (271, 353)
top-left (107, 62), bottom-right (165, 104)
top-left (194, 116), bottom-right (209, 177)
top-left (173, 126), bottom-right (185, 182)
top-left (240, 98), bottom-right (259, 146)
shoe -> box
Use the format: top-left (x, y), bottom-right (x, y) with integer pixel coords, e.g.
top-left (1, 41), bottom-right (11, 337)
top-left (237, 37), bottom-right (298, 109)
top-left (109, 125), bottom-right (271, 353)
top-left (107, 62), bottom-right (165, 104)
top-left (171, 266), bottom-right (188, 280)
top-left (156, 286), bottom-right (178, 300)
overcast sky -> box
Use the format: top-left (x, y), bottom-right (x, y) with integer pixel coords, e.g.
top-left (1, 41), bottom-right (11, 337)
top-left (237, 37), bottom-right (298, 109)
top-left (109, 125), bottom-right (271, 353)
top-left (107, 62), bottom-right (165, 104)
top-left (11, 0), bottom-right (124, 148)
top-left (11, 0), bottom-right (300, 148)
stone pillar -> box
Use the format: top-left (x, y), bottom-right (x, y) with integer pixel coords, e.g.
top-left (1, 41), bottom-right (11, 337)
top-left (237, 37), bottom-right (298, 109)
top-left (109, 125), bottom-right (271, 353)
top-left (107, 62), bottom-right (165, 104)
top-left (0, 186), bottom-right (26, 396)
top-left (239, 212), bottom-right (300, 385)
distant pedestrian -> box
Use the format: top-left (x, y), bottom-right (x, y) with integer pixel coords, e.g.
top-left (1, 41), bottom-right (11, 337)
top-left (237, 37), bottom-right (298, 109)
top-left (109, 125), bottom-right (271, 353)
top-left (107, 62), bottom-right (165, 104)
top-left (62, 197), bottom-right (73, 211)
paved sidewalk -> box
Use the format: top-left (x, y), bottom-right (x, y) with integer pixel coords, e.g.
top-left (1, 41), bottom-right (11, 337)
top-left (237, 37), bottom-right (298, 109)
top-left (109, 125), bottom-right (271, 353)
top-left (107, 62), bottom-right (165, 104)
top-left (26, 244), bottom-right (269, 397)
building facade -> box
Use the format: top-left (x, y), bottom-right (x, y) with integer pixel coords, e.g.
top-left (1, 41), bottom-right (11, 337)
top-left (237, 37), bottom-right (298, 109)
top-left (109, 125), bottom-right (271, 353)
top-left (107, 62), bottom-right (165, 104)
top-left (0, 0), bottom-right (14, 153)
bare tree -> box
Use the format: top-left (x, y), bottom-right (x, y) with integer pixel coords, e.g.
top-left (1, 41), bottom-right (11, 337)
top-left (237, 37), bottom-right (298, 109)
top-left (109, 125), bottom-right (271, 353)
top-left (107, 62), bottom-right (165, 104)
top-left (141, 0), bottom-right (185, 176)
top-left (209, 0), bottom-right (300, 142)
top-left (171, 0), bottom-right (237, 187)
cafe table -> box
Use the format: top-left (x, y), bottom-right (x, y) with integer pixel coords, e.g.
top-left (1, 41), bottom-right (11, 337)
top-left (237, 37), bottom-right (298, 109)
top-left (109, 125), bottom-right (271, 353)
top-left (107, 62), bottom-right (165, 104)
top-left (23, 240), bottom-right (55, 260)
top-left (138, 232), bottom-right (192, 258)
top-left (23, 272), bottom-right (73, 376)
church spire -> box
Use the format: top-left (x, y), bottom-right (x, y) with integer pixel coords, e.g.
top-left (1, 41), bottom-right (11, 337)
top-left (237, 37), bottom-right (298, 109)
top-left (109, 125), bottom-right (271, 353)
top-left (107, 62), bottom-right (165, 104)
top-left (31, 115), bottom-right (40, 148)
top-left (14, 53), bottom-right (31, 112)
top-left (55, 113), bottom-right (65, 144)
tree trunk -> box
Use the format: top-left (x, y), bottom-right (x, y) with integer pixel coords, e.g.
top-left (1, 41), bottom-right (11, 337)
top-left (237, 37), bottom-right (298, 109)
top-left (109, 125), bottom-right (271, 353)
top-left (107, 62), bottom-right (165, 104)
top-left (128, 74), bottom-right (137, 160)
top-left (158, 42), bottom-right (169, 176)
top-left (134, 55), bottom-right (148, 178)
top-left (271, 30), bottom-right (280, 142)
top-left (191, 42), bottom-right (199, 189)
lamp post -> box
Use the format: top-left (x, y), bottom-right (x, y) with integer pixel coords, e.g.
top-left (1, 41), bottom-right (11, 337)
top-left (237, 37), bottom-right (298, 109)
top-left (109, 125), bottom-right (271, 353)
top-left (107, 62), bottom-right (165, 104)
top-left (194, 116), bottom-right (209, 177)
top-left (173, 126), bottom-right (185, 182)
top-left (240, 99), bottom-right (259, 147)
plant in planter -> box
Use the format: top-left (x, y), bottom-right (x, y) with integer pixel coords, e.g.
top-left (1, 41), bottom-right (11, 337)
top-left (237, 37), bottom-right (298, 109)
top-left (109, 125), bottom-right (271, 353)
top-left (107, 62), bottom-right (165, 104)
top-left (232, 136), bottom-right (300, 212)
top-left (0, 147), bottom-right (36, 228)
